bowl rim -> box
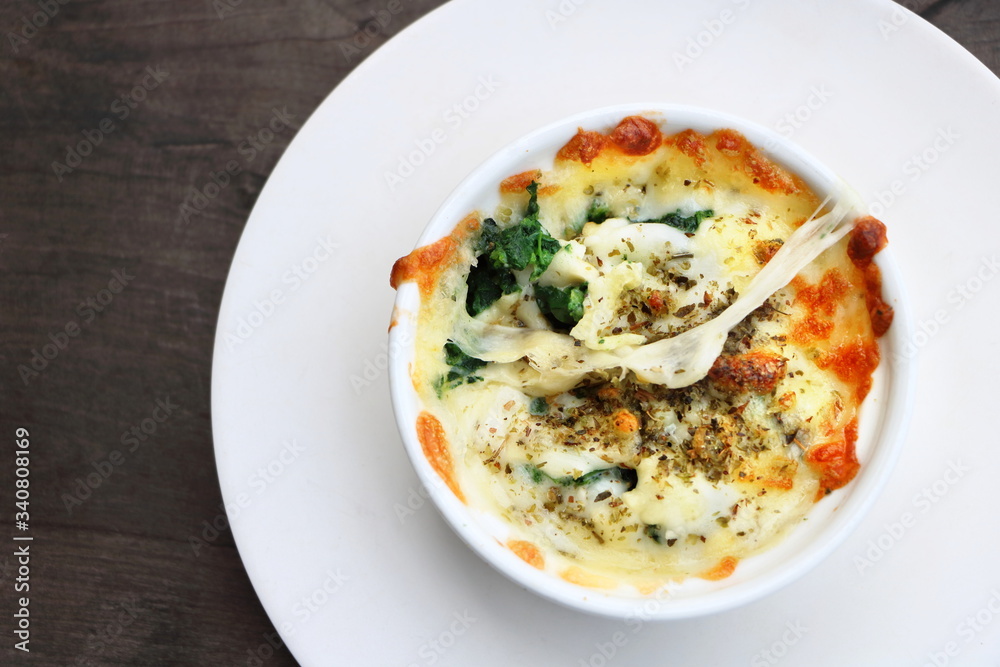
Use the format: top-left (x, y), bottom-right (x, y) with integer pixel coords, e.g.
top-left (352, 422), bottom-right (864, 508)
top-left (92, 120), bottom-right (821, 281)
top-left (388, 102), bottom-right (916, 620)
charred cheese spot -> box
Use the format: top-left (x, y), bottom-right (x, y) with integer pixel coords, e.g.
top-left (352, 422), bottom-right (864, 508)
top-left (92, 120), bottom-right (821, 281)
top-left (848, 216), bottom-right (889, 263)
top-left (817, 338), bottom-right (881, 402)
top-left (713, 129), bottom-right (802, 194)
top-left (848, 218), bottom-right (894, 337)
top-left (699, 556), bottom-right (739, 581)
top-left (665, 128), bottom-right (708, 166)
top-left (864, 264), bottom-right (895, 337)
top-left (708, 351), bottom-right (787, 394)
top-left (556, 129), bottom-right (607, 164)
top-left (416, 411), bottom-right (464, 503)
top-left (500, 169), bottom-right (543, 194)
top-left (507, 540), bottom-right (545, 569)
top-left (793, 269), bottom-right (851, 315)
top-left (391, 213), bottom-right (479, 298)
top-left (609, 115), bottom-right (663, 156)
top-left (805, 418), bottom-right (861, 499)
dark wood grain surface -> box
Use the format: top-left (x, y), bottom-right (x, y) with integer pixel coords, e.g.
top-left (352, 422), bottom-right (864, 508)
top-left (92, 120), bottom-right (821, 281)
top-left (0, 0), bottom-right (996, 664)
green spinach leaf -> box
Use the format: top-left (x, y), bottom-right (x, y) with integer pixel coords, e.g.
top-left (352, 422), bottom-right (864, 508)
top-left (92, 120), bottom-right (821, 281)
top-left (529, 397), bottom-right (549, 416)
top-left (534, 283), bottom-right (588, 327)
top-left (524, 464), bottom-right (637, 489)
top-left (464, 183), bottom-right (563, 314)
top-left (435, 342), bottom-right (488, 395)
top-left (465, 255), bottom-right (519, 316)
top-left (633, 208), bottom-right (714, 233)
top-left (586, 199), bottom-right (612, 224)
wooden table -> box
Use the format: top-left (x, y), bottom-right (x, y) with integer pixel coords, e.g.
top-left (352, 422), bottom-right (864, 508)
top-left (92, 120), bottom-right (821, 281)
top-left (1, 0), bottom-right (996, 664)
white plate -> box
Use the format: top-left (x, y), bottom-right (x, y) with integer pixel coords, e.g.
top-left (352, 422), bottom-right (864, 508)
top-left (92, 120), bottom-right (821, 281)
top-left (212, 1), bottom-right (1000, 664)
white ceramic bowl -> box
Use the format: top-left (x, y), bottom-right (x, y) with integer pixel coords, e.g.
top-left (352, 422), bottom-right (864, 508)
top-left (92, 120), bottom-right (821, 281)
top-left (388, 103), bottom-right (914, 619)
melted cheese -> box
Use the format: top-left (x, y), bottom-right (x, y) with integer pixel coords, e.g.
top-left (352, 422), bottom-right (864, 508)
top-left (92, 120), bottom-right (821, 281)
top-left (395, 116), bottom-right (890, 591)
